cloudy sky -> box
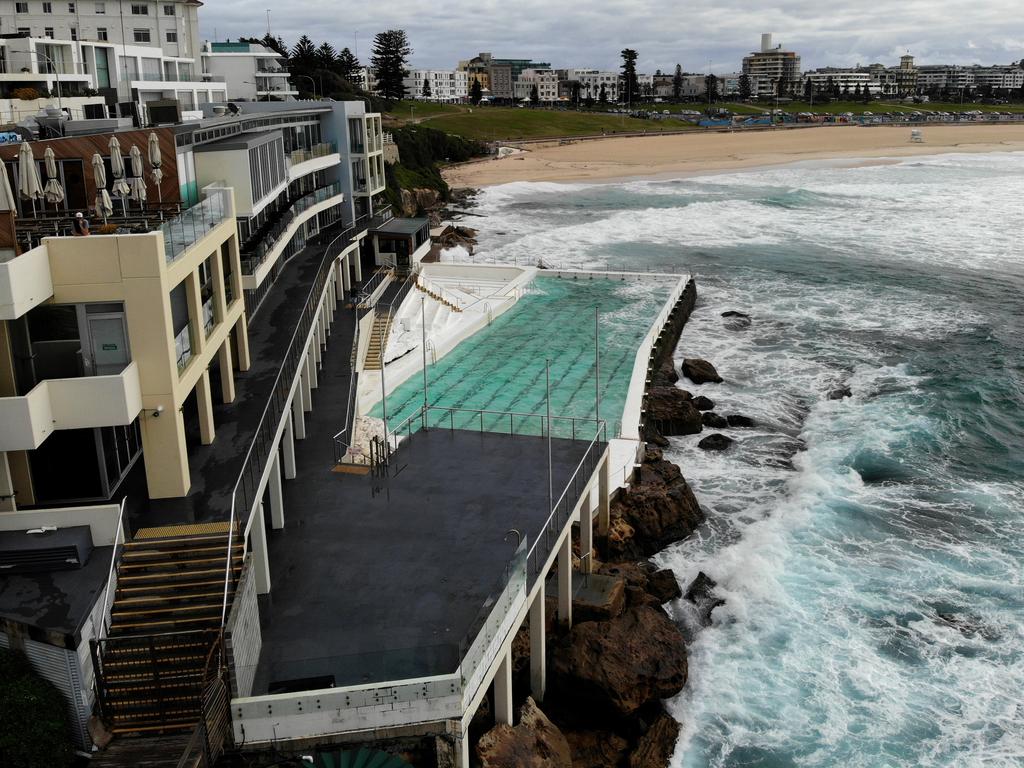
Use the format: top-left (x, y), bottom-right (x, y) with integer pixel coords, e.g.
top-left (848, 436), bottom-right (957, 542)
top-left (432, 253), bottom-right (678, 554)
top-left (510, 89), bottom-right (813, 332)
top-left (200, 0), bottom-right (1023, 74)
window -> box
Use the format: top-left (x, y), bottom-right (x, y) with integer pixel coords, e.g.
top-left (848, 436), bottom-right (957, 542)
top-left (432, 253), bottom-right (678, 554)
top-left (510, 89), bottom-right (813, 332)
top-left (133, 28), bottom-right (150, 43)
top-left (15, 1), bottom-right (28, 11)
top-left (70, 27), bottom-right (77, 40)
top-left (97, 26), bottom-right (107, 40)
top-left (68, 2), bottom-right (75, 11)
top-left (131, 3), bottom-right (148, 14)
top-left (42, 2), bottom-right (52, 12)
top-left (44, 27), bottom-right (54, 37)
top-left (17, 27), bottom-right (30, 35)
top-left (165, 30), bottom-right (176, 42)
top-left (163, 3), bottom-right (174, 14)
top-left (95, 2), bottom-right (105, 12)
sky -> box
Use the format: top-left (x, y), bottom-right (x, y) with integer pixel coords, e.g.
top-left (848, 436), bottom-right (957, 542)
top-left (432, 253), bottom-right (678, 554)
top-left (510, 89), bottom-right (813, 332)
top-left (199, 0), bottom-right (1024, 74)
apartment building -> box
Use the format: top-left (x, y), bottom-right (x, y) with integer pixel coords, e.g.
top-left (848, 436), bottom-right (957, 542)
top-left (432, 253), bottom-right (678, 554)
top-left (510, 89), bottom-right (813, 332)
top-left (742, 32), bottom-right (801, 97)
top-left (201, 40), bottom-right (297, 101)
top-left (915, 63), bottom-right (1024, 94)
top-left (514, 68), bottom-right (560, 102)
top-left (459, 52), bottom-right (551, 102)
top-left (803, 68), bottom-right (883, 96)
top-left (564, 69), bottom-right (619, 102)
top-left (403, 69), bottom-right (468, 102)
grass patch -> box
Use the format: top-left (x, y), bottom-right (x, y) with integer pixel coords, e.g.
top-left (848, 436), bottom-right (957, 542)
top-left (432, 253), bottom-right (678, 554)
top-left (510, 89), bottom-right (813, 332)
top-left (385, 101), bottom-right (469, 120)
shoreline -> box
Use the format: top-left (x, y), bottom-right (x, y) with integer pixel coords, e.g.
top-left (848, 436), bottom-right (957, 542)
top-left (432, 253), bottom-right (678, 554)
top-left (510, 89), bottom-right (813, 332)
top-left (442, 124), bottom-right (1024, 188)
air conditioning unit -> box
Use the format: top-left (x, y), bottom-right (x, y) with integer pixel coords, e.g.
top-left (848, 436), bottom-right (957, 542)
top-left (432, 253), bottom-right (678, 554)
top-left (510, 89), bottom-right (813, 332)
top-left (0, 526), bottom-right (94, 574)
top-left (147, 99), bottom-right (182, 126)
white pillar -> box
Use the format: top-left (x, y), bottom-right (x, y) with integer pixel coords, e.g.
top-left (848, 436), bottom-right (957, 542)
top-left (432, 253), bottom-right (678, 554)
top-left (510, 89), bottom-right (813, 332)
top-left (251, 506), bottom-right (271, 595)
top-left (580, 492), bottom-right (594, 575)
top-left (268, 450), bottom-right (284, 530)
top-left (341, 255), bottom-right (351, 292)
top-left (353, 251), bottom-right (363, 282)
top-left (529, 591), bottom-right (546, 702)
top-left (282, 412), bottom-right (297, 479)
top-left (299, 363), bottom-right (313, 413)
top-left (335, 258), bottom-right (346, 297)
top-left (494, 649), bottom-right (513, 726)
top-left (597, 454), bottom-right (611, 536)
top-left (0, 452), bottom-right (16, 512)
top-left (291, 389), bottom-right (307, 439)
top-left (558, 534), bottom-right (572, 627)
top-left (307, 347), bottom-right (318, 391)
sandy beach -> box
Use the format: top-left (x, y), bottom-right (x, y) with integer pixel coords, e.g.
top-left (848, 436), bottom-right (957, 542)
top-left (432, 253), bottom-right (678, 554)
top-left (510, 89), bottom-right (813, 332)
top-left (443, 124), bottom-right (1024, 188)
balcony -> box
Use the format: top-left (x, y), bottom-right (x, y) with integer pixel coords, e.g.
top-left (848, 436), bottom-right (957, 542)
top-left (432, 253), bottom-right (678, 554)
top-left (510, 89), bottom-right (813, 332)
top-left (288, 142), bottom-right (337, 166)
top-left (160, 188), bottom-right (231, 265)
top-left (0, 245), bottom-right (54, 321)
top-left (0, 362), bottom-right (143, 451)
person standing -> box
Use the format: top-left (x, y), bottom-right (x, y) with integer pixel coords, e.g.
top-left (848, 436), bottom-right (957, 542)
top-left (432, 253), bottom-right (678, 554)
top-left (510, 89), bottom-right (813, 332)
top-left (72, 212), bottom-right (90, 236)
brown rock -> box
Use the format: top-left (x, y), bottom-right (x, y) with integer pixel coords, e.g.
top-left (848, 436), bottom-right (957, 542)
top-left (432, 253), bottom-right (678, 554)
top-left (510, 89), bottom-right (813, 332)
top-left (646, 386), bottom-right (702, 437)
top-left (650, 359), bottom-right (679, 387)
top-left (692, 395), bottom-right (715, 411)
top-left (596, 560), bottom-right (655, 590)
top-left (477, 697), bottom-right (572, 768)
top-left (563, 729), bottom-right (630, 768)
top-left (628, 713), bottom-right (681, 768)
top-left (550, 606), bottom-right (688, 718)
top-left (701, 411), bottom-right (728, 429)
top-left (681, 358), bottom-right (723, 384)
top-left (646, 569), bottom-right (682, 604)
top-left (573, 575), bottom-right (626, 622)
top-left (607, 475), bottom-right (703, 560)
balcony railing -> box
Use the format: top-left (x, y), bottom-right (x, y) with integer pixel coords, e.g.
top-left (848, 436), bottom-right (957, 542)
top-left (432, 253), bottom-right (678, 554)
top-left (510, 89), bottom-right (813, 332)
top-left (288, 142), bottom-right (337, 166)
top-left (240, 182), bottom-right (342, 275)
top-left (160, 188), bottom-right (230, 265)
top-left (202, 296), bottom-right (216, 337)
top-left (174, 324), bottom-right (194, 372)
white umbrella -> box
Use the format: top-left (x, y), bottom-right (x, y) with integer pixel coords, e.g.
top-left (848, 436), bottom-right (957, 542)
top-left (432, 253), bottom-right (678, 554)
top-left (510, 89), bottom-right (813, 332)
top-left (17, 141), bottom-right (42, 215)
top-left (108, 136), bottom-right (130, 214)
top-left (91, 153), bottom-right (112, 223)
top-left (148, 132), bottom-right (163, 204)
top-left (128, 145), bottom-right (146, 205)
top-left (0, 164), bottom-right (15, 213)
top-left (42, 147), bottom-right (64, 207)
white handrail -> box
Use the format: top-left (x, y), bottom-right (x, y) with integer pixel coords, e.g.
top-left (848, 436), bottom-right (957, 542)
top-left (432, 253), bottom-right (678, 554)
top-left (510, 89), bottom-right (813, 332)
top-left (100, 496), bottom-right (127, 636)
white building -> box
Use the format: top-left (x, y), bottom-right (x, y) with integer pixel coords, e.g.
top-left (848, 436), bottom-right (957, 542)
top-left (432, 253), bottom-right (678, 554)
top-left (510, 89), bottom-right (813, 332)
top-left (803, 69), bottom-right (882, 96)
top-left (566, 68), bottom-right (619, 102)
top-left (201, 40), bottom-right (297, 101)
top-left (742, 33), bottom-right (802, 97)
top-left (514, 68), bottom-right (559, 103)
top-left (403, 69), bottom-right (468, 102)
top-left (0, 0), bottom-right (229, 121)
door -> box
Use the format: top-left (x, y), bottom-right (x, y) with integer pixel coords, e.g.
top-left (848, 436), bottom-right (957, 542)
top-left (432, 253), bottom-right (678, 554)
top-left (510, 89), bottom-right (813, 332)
top-left (87, 313), bottom-right (129, 375)
top-left (95, 47), bottom-right (110, 88)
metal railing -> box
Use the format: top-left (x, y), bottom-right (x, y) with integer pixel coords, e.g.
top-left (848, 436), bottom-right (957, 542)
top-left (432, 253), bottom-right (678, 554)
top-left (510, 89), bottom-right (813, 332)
top-left (220, 214), bottom-right (370, 627)
top-left (289, 142), bottom-right (337, 165)
top-left (240, 182), bottom-right (342, 274)
top-left (355, 267), bottom-right (394, 309)
top-left (331, 310), bottom-right (363, 464)
top-left (98, 497), bottom-right (127, 638)
top-left (161, 188), bottom-right (230, 264)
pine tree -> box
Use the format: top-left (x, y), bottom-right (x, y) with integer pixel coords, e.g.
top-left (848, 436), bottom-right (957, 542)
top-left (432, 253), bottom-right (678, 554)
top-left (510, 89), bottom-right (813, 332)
top-left (672, 64), bottom-right (683, 101)
top-left (739, 73), bottom-right (752, 100)
top-left (261, 33), bottom-right (288, 58)
top-left (804, 78), bottom-right (813, 101)
top-left (470, 78), bottom-right (483, 105)
top-left (599, 82), bottom-right (608, 103)
top-left (290, 35), bottom-right (317, 70)
top-left (620, 48), bottom-right (639, 107)
top-left (422, 75), bottom-right (432, 98)
top-left (371, 29), bottom-right (412, 100)
top-left (529, 83), bottom-right (539, 106)
top-left (316, 42), bottom-right (337, 71)
top-left (337, 48), bottom-right (360, 82)
top-left (705, 74), bottom-right (719, 103)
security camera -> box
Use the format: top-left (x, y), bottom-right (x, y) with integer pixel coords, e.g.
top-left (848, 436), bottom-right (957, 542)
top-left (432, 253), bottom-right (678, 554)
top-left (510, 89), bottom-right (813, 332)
top-left (152, 405), bottom-right (165, 417)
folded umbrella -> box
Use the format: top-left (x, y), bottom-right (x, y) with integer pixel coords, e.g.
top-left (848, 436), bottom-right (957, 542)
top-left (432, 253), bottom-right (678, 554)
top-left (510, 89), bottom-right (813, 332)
top-left (108, 136), bottom-right (130, 214)
top-left (17, 141), bottom-right (43, 214)
top-left (0, 163), bottom-right (15, 213)
top-left (91, 153), bottom-right (112, 222)
top-left (43, 146), bottom-right (65, 206)
top-left (128, 144), bottom-right (147, 204)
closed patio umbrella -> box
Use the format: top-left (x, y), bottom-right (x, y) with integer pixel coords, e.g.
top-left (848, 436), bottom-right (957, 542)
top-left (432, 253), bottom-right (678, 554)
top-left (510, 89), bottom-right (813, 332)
top-left (43, 146), bottom-right (65, 208)
top-left (91, 153), bottom-right (112, 223)
top-left (128, 145), bottom-right (147, 205)
top-left (108, 136), bottom-right (130, 214)
top-left (17, 141), bottom-right (43, 216)
top-left (0, 164), bottom-right (15, 213)
top-left (148, 131), bottom-right (163, 204)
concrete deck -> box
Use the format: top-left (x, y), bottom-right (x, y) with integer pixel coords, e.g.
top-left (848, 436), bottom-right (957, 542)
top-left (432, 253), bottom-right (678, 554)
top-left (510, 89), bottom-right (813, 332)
top-left (253, 428), bottom-right (596, 692)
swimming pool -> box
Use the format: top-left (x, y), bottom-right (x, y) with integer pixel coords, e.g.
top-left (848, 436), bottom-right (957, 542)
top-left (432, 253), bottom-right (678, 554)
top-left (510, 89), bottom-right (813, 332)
top-left (372, 274), bottom-right (675, 439)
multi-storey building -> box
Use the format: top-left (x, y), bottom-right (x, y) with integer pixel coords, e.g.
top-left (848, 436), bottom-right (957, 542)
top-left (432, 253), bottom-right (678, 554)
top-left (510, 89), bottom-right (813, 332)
top-left (458, 52), bottom-right (551, 103)
top-left (803, 68), bottom-right (882, 96)
top-left (514, 68), bottom-right (560, 103)
top-left (742, 32), bottom-right (801, 97)
top-left (201, 40), bottom-right (297, 101)
top-left (403, 69), bottom-right (468, 103)
top-left (566, 68), bottom-right (619, 102)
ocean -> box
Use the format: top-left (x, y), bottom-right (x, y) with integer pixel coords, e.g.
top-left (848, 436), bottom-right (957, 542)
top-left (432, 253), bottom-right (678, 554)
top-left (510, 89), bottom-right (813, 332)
top-left (462, 152), bottom-right (1024, 767)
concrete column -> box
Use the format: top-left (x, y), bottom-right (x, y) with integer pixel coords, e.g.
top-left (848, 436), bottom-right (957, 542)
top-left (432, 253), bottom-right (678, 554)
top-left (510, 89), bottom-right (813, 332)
top-left (597, 455), bottom-right (611, 536)
top-left (140, 405), bottom-right (190, 498)
top-left (268, 450), bottom-right (284, 530)
top-left (184, 270), bottom-right (206, 357)
top-left (218, 335), bottom-right (235, 404)
top-left (529, 591), bottom-right (546, 702)
top-left (235, 315), bottom-right (251, 372)
top-left (493, 649), bottom-right (513, 726)
top-left (291, 390), bottom-right (307, 439)
top-left (312, 323), bottom-right (323, 368)
top-left (580, 492), bottom-right (594, 575)
top-left (282, 412), bottom-right (297, 479)
top-left (196, 368), bottom-right (215, 445)
top-left (307, 346), bottom-right (319, 391)
top-left (342, 254), bottom-right (352, 292)
top-left (251, 506), bottom-right (271, 595)
top-left (0, 452), bottom-right (17, 512)
top-left (300, 361), bottom-right (313, 412)
top-left (558, 534), bottom-right (572, 627)
top-left (353, 251), bottom-right (363, 282)
top-left (458, 735), bottom-right (470, 768)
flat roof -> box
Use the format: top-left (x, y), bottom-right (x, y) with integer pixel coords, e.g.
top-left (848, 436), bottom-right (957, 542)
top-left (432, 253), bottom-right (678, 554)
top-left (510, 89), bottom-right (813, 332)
top-left (374, 217), bottom-right (429, 235)
top-left (194, 129), bottom-right (281, 152)
top-left (253, 427), bottom-right (598, 692)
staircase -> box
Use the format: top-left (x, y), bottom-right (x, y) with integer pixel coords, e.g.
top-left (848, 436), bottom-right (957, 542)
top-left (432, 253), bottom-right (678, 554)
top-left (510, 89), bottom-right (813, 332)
top-left (363, 311), bottom-right (394, 370)
top-left (94, 523), bottom-right (242, 736)
top-left (414, 279), bottom-right (462, 312)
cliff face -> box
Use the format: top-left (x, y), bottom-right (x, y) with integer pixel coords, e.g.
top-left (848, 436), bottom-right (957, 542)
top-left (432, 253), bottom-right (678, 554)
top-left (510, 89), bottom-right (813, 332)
top-left (383, 126), bottom-right (487, 215)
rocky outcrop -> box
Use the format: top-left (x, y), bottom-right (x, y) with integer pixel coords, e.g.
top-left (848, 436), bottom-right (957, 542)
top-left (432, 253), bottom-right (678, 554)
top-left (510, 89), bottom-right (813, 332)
top-left (562, 729), bottom-right (629, 768)
top-left (828, 386), bottom-right (852, 400)
top-left (628, 713), bottom-right (681, 768)
top-left (692, 395), bottom-right (715, 411)
top-left (646, 386), bottom-right (702, 437)
top-left (701, 411), bottom-right (728, 429)
top-left (681, 358), bottom-right (723, 384)
top-left (477, 698), bottom-right (572, 768)
top-left (698, 433), bottom-right (734, 452)
top-left (607, 448), bottom-right (703, 560)
top-left (399, 187), bottom-right (443, 217)
top-left (721, 311), bottom-right (752, 331)
top-left (550, 607), bottom-right (688, 718)
top-left (684, 571), bottom-right (725, 627)
top-left (725, 414), bottom-right (754, 428)
top-left (645, 569), bottom-right (682, 604)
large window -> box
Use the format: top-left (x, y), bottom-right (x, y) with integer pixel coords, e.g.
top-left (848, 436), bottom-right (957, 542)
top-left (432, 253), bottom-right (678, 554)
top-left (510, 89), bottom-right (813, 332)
top-left (97, 27), bottom-right (108, 40)
top-left (163, 3), bottom-right (174, 14)
top-left (131, 3), bottom-right (148, 13)
top-left (42, 2), bottom-right (53, 13)
top-left (166, 30), bottom-right (177, 43)
top-left (95, 1), bottom-right (104, 12)
top-left (15, 2), bottom-right (28, 12)
top-left (247, 137), bottom-right (286, 204)
top-left (133, 28), bottom-right (151, 43)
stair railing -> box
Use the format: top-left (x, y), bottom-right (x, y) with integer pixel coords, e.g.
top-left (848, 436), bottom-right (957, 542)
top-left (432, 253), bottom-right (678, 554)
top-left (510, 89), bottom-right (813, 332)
top-left (99, 496), bottom-right (128, 637)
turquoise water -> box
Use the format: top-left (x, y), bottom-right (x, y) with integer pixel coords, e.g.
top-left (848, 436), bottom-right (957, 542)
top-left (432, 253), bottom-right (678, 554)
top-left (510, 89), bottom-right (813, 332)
top-left (372, 275), bottom-right (673, 439)
top-left (472, 154), bottom-right (1024, 767)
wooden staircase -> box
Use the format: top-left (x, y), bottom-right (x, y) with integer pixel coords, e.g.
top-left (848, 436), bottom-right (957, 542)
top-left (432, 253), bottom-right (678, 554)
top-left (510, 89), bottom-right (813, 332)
top-left (414, 280), bottom-right (462, 312)
top-left (364, 311), bottom-right (393, 370)
top-left (94, 524), bottom-right (241, 736)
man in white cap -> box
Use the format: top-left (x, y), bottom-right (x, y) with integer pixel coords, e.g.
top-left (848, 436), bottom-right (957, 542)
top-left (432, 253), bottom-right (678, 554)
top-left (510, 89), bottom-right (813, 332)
top-left (73, 211), bottom-right (90, 236)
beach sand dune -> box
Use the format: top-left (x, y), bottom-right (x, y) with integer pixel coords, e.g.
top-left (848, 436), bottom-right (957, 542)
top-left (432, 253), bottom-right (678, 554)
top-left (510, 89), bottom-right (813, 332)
top-left (443, 124), bottom-right (1024, 188)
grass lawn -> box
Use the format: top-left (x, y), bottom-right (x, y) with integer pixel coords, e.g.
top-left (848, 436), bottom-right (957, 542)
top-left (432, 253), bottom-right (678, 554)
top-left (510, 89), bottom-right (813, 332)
top-left (407, 107), bottom-right (696, 141)
top-left (386, 100), bottom-right (468, 120)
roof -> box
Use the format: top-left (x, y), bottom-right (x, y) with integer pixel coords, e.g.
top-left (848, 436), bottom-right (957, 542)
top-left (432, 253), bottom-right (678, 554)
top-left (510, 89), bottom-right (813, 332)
top-left (194, 128), bottom-right (282, 152)
top-left (375, 217), bottom-right (429, 235)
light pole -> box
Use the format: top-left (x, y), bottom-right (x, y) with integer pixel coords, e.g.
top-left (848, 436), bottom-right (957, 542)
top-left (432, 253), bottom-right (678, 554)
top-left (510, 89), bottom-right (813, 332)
top-left (291, 74), bottom-right (318, 100)
top-left (33, 50), bottom-right (64, 114)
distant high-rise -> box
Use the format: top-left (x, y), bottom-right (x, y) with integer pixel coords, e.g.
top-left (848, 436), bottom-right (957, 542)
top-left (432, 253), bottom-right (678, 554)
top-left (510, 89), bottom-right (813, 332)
top-left (742, 33), bottom-right (802, 97)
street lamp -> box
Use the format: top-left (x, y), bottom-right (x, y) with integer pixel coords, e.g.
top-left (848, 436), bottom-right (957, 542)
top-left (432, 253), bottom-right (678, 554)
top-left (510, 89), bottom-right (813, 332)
top-left (291, 74), bottom-right (319, 100)
top-left (32, 49), bottom-right (64, 113)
